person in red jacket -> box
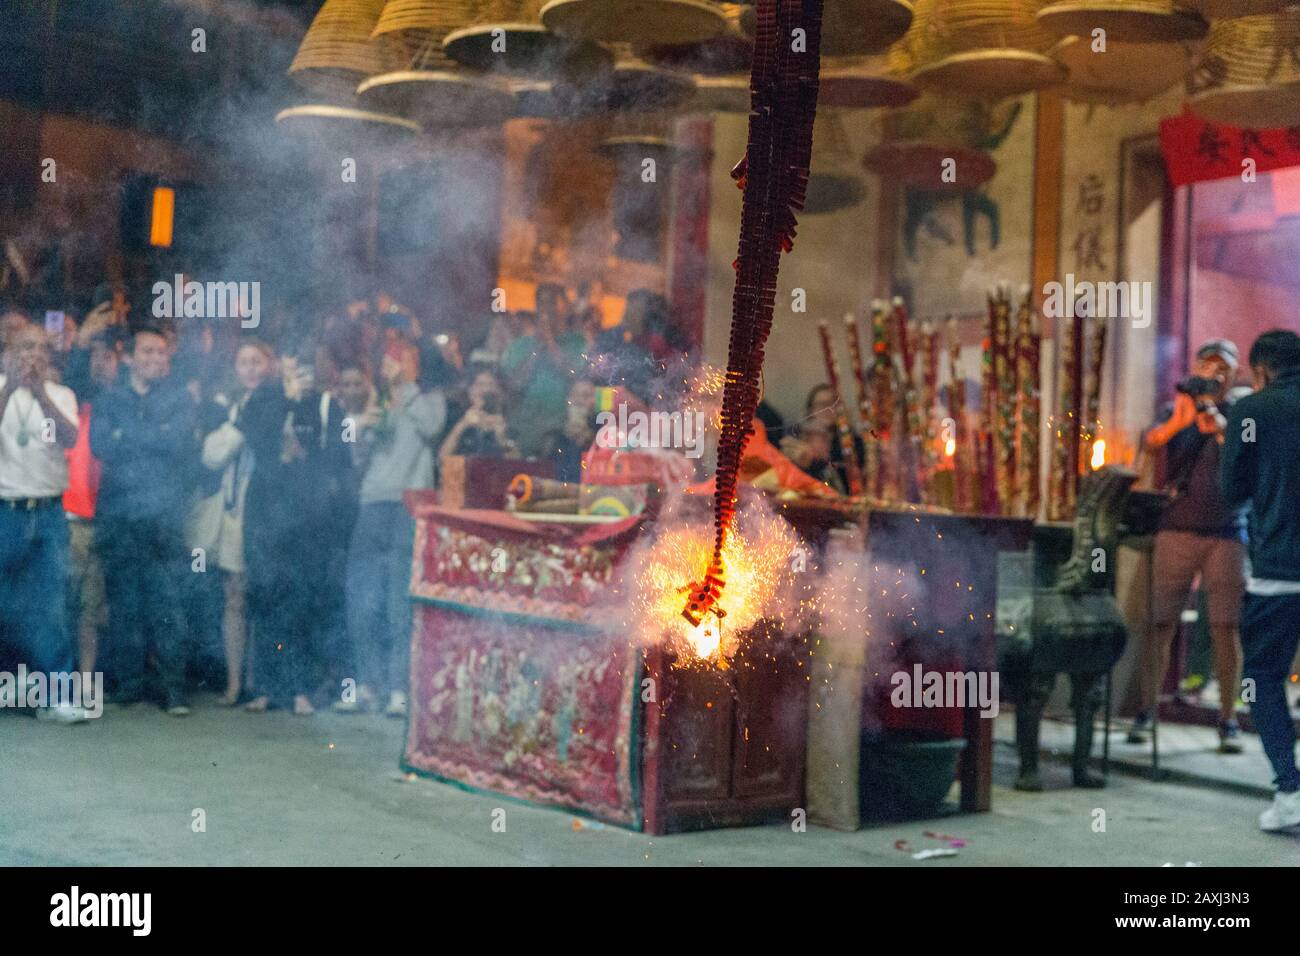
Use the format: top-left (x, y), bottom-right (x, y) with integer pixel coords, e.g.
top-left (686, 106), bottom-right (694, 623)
top-left (62, 330), bottom-right (122, 674)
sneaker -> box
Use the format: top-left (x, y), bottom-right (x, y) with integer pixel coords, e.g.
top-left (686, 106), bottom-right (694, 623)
top-left (1126, 713), bottom-right (1150, 744)
top-left (1259, 789), bottom-right (1300, 832)
top-left (330, 683), bottom-right (375, 714)
top-left (36, 703), bottom-right (89, 724)
top-left (384, 691), bottom-right (408, 719)
top-left (165, 695), bottom-right (191, 717)
top-left (1217, 720), bottom-right (1243, 755)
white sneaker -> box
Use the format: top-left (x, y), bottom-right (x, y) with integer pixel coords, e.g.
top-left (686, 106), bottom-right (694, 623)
top-left (36, 703), bottom-right (90, 725)
top-left (1258, 789), bottom-right (1300, 832)
top-left (384, 691), bottom-right (408, 719)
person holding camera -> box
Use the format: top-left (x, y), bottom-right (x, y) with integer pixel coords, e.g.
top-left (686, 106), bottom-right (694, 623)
top-left (1130, 339), bottom-right (1246, 752)
top-left (0, 322), bottom-right (86, 722)
top-left (438, 367), bottom-right (516, 462)
top-left (1221, 330), bottom-right (1300, 832)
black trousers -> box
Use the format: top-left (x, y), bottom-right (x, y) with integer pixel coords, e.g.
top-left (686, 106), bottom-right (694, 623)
top-left (97, 516), bottom-right (188, 701)
top-left (1242, 591), bottom-right (1300, 792)
top-left (245, 520), bottom-right (330, 707)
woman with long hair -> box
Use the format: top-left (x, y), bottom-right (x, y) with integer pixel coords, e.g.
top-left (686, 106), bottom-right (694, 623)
top-left (189, 340), bottom-right (275, 705)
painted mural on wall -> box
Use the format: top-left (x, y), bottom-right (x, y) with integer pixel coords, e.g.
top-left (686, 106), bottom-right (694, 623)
top-left (894, 96), bottom-right (1035, 325)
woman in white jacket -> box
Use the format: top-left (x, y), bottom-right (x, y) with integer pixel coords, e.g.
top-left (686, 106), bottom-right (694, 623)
top-left (189, 341), bottom-right (274, 705)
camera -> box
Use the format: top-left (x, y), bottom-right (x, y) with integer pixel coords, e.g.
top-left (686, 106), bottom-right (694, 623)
top-left (1175, 375), bottom-right (1220, 399)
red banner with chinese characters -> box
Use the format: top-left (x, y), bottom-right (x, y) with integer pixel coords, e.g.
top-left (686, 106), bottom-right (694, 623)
top-left (1160, 110), bottom-right (1300, 187)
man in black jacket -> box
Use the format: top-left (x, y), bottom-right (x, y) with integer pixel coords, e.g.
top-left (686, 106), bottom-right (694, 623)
top-left (1221, 329), bottom-right (1300, 832)
top-left (90, 326), bottom-right (197, 715)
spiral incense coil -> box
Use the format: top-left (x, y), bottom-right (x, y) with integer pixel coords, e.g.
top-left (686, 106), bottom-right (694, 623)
top-left (1037, 0), bottom-right (1209, 44)
top-left (443, 0), bottom-right (614, 76)
top-left (1049, 35), bottom-right (1196, 106)
top-left (907, 0), bottom-right (1069, 97)
top-left (372, 0), bottom-right (475, 70)
top-left (289, 0), bottom-right (408, 97)
top-left (1187, 9), bottom-right (1300, 129)
top-left (682, 0), bottom-right (824, 628)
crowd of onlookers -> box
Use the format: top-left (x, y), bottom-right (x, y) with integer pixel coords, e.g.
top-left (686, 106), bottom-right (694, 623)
top-left (0, 280), bottom-right (685, 723)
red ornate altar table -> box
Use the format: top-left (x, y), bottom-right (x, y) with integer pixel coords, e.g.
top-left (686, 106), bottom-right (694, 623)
top-left (401, 494), bottom-right (812, 832)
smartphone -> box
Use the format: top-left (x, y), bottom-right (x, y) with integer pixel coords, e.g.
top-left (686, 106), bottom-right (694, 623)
top-left (44, 311), bottom-right (66, 348)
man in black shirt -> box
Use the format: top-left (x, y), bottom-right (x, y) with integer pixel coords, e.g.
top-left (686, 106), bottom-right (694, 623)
top-left (1131, 339), bottom-right (1245, 752)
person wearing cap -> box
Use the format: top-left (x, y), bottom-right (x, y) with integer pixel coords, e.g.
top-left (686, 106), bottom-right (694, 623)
top-left (1130, 338), bottom-right (1246, 753)
top-left (1221, 329), bottom-right (1300, 832)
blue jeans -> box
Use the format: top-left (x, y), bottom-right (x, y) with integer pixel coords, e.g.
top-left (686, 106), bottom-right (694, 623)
top-left (1241, 591), bottom-right (1300, 792)
top-left (0, 505), bottom-right (74, 675)
top-left (344, 501), bottom-right (414, 696)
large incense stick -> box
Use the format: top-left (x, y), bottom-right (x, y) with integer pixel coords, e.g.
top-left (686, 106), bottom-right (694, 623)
top-left (818, 321), bottom-right (864, 494)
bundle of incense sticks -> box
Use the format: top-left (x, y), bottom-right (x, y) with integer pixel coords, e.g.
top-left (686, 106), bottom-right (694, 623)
top-left (947, 317), bottom-right (969, 513)
top-left (1014, 292), bottom-right (1041, 519)
top-left (682, 0), bottom-right (823, 629)
top-left (818, 320), bottom-right (864, 494)
top-left (992, 285), bottom-right (1017, 514)
top-left (869, 299), bottom-right (895, 497)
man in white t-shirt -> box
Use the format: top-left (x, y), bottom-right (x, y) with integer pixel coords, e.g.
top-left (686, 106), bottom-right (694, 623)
top-left (0, 322), bottom-right (86, 723)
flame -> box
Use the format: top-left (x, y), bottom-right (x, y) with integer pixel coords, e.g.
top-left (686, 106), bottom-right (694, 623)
top-left (632, 507), bottom-right (798, 666)
top-left (1090, 439), bottom-right (1106, 470)
top-left (944, 437), bottom-right (956, 457)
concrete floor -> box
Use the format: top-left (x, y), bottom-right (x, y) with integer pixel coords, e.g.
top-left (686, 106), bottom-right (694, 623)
top-left (3, 698), bottom-right (1299, 866)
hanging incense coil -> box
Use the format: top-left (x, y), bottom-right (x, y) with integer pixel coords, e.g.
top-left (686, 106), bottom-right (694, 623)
top-left (1187, 9), bottom-right (1300, 129)
top-left (371, 0), bottom-right (472, 70)
top-left (819, 55), bottom-right (919, 108)
top-left (356, 70), bottom-right (516, 125)
top-left (289, 0), bottom-right (408, 98)
top-left (1185, 0), bottom-right (1292, 18)
top-left (804, 111), bottom-right (867, 214)
top-left (863, 93), bottom-right (999, 192)
top-left (821, 0), bottom-right (915, 56)
top-left (685, 75), bottom-right (752, 112)
top-left (1050, 34), bottom-right (1196, 104)
top-left (907, 0), bottom-right (1067, 98)
top-left (1037, 0), bottom-right (1208, 44)
top-left (274, 103), bottom-right (423, 144)
top-left (443, 0), bottom-right (614, 76)
top-left (360, 0), bottom-right (518, 126)
top-left (540, 0), bottom-right (728, 47)
top-left (549, 47), bottom-right (697, 113)
top-left (637, 3), bottom-right (754, 74)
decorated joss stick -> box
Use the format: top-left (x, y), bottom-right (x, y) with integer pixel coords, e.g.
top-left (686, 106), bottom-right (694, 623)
top-left (681, 0), bottom-right (823, 629)
top-left (1084, 312), bottom-right (1107, 468)
top-left (870, 299), bottom-right (896, 498)
top-left (844, 312), bottom-right (874, 491)
top-left (993, 284), bottom-right (1016, 515)
top-left (892, 297), bottom-right (922, 502)
top-left (1051, 308), bottom-right (1080, 520)
top-left (920, 320), bottom-right (939, 503)
top-left (977, 292), bottom-right (997, 513)
top-left (1014, 292), bottom-right (1041, 519)
top-left (818, 321), bottom-right (864, 494)
top-left (946, 318), bottom-right (969, 512)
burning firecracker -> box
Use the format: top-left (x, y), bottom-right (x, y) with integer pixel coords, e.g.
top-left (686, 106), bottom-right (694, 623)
top-left (681, 0), bottom-right (823, 630)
